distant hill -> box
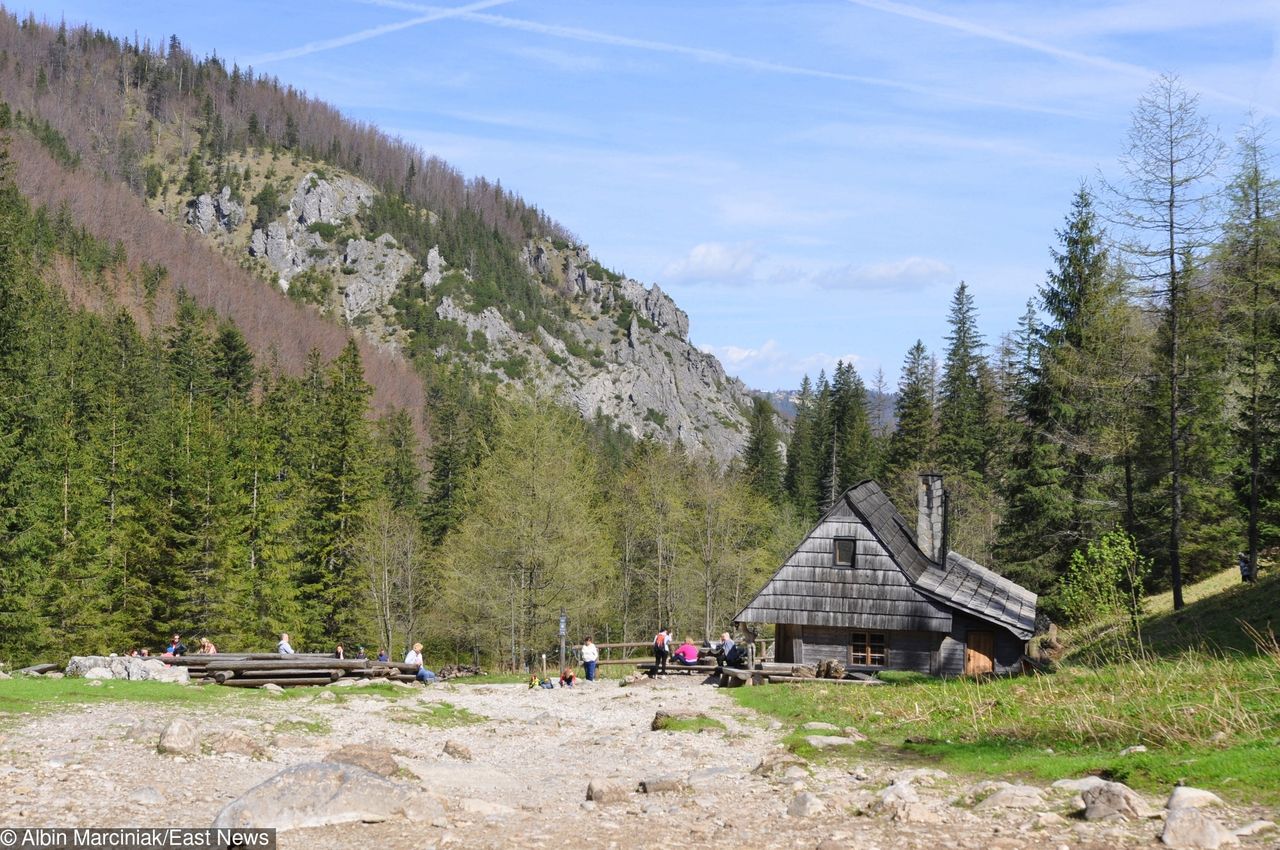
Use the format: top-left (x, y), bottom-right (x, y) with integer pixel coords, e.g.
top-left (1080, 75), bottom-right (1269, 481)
top-left (756, 387), bottom-right (897, 429)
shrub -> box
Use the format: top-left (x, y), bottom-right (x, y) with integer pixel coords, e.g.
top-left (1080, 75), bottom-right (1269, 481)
top-left (1057, 531), bottom-right (1148, 627)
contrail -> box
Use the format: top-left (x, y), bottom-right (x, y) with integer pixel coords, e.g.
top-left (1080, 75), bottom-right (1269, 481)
top-left (845, 0), bottom-right (1274, 115)
top-left (356, 0), bottom-right (1095, 118)
top-left (243, 0), bottom-right (514, 66)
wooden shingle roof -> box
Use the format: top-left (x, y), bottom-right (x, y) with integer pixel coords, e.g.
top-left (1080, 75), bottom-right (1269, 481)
top-left (735, 481), bottom-right (1037, 640)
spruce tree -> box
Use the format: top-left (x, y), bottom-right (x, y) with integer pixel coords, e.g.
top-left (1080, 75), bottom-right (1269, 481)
top-left (742, 397), bottom-right (784, 503)
top-left (885, 341), bottom-right (935, 507)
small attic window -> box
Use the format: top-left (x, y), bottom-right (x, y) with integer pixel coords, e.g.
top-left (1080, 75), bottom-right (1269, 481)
top-left (834, 538), bottom-right (856, 567)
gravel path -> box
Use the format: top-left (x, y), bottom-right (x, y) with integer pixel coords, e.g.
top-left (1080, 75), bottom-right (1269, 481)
top-left (0, 676), bottom-right (1274, 849)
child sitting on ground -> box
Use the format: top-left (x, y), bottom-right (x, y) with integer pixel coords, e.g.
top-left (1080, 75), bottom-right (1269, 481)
top-left (559, 667), bottom-right (577, 687)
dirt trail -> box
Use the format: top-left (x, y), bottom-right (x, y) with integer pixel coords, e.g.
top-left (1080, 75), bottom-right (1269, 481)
top-left (0, 677), bottom-right (1272, 849)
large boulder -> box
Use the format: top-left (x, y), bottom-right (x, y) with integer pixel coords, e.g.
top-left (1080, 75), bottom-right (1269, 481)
top-left (212, 762), bottom-right (441, 830)
top-left (186, 187), bottom-right (245, 234)
top-left (65, 656), bottom-right (188, 684)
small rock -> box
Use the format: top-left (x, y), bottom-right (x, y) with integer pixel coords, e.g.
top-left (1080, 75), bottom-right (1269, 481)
top-left (262, 683), bottom-right (285, 695)
top-left (44, 671), bottom-right (64, 679)
top-left (640, 776), bottom-right (688, 794)
top-left (206, 730), bottom-right (265, 759)
top-left (787, 792), bottom-right (826, 817)
top-left (586, 779), bottom-right (630, 804)
top-left (1233, 820), bottom-right (1275, 837)
top-left (842, 727), bottom-right (866, 740)
top-left (1082, 781), bottom-right (1156, 821)
top-left (442, 740), bottom-right (472, 761)
top-left (580, 800), bottom-right (596, 812)
top-left (1033, 812), bottom-right (1069, 828)
top-left (782, 766), bottom-right (809, 781)
top-left (1161, 806), bottom-right (1239, 848)
top-left (1209, 731), bottom-right (1228, 744)
top-left (84, 667), bottom-right (114, 680)
top-left (804, 735), bottom-right (861, 749)
top-left (1120, 744), bottom-right (1149, 756)
top-left (458, 798), bottom-right (515, 817)
top-left (753, 751), bottom-right (807, 777)
top-left (324, 743), bottom-right (400, 778)
top-left (158, 718), bottom-right (201, 756)
top-left (317, 691), bottom-right (335, 702)
top-left (128, 787), bottom-right (163, 805)
top-left (800, 722), bottom-right (841, 732)
top-left (1051, 776), bottom-right (1109, 794)
top-left (892, 768), bottom-right (948, 786)
top-left (961, 780), bottom-right (1011, 806)
top-left (1167, 787), bottom-right (1225, 811)
top-left (975, 785), bottom-right (1045, 810)
top-left (270, 734), bottom-right (313, 750)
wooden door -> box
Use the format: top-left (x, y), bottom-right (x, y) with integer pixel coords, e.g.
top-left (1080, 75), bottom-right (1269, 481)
top-left (964, 631), bottom-right (995, 676)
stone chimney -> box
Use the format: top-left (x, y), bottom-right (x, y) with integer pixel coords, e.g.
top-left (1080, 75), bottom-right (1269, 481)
top-left (916, 473), bottom-right (946, 562)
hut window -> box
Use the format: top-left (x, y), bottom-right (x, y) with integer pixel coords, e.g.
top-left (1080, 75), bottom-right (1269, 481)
top-left (850, 632), bottom-right (886, 666)
top-left (833, 538), bottom-right (856, 567)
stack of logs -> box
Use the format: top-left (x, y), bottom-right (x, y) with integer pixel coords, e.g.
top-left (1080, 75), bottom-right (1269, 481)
top-left (158, 653), bottom-right (425, 688)
top-left (789, 659), bottom-right (848, 680)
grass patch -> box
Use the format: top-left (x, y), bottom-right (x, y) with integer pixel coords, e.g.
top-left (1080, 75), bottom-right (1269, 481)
top-left (273, 717), bottom-right (331, 735)
top-left (732, 652), bottom-right (1280, 802)
top-left (0, 677), bottom-right (272, 726)
top-left (393, 701), bottom-right (485, 727)
top-left (653, 713), bottom-right (725, 733)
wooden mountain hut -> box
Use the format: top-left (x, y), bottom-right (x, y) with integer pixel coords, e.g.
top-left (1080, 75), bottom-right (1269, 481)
top-left (734, 474), bottom-right (1036, 676)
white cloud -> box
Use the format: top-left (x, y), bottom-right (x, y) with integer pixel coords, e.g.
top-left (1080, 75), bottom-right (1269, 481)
top-left (812, 256), bottom-right (953, 291)
top-left (698, 339), bottom-right (862, 383)
top-left (663, 242), bottom-right (762, 283)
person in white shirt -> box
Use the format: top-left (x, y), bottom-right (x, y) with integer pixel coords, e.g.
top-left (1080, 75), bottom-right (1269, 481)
top-left (404, 642), bottom-right (436, 683)
top-left (580, 637), bottom-right (599, 681)
top-left (277, 633), bottom-right (294, 654)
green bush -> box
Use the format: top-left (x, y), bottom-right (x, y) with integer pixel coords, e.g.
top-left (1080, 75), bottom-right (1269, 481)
top-left (1058, 531), bottom-right (1148, 626)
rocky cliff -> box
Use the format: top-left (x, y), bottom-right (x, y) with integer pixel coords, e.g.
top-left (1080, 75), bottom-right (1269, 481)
top-left (176, 165), bottom-right (753, 460)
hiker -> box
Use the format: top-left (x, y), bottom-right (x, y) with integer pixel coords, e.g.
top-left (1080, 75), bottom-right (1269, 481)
top-left (165, 634), bottom-right (187, 656)
top-left (652, 628), bottom-right (670, 675)
top-left (1239, 552), bottom-right (1255, 583)
top-left (405, 642), bottom-right (436, 683)
top-left (198, 638), bottom-right (217, 654)
top-left (355, 646), bottom-right (367, 660)
top-left (580, 637), bottom-right (599, 682)
top-left (277, 633), bottom-right (294, 654)
top-left (559, 667), bottom-right (576, 687)
top-left (673, 637), bottom-right (701, 666)
top-left (334, 644), bottom-right (345, 659)
top-left (376, 648), bottom-right (389, 663)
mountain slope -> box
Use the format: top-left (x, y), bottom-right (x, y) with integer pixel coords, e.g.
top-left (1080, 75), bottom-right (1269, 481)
top-left (0, 11), bottom-right (758, 459)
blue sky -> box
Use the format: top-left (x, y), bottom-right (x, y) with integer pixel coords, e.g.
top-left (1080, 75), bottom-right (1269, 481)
top-left (29, 0), bottom-right (1280, 391)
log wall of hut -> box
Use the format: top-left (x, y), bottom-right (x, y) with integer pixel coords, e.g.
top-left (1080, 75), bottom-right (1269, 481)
top-left (937, 613), bottom-right (1025, 676)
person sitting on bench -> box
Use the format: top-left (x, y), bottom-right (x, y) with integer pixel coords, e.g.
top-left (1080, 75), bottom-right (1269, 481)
top-left (672, 638), bottom-right (701, 666)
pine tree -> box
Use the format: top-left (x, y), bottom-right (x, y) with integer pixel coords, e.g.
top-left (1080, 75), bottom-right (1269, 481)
top-left (1218, 122), bottom-right (1280, 578)
top-left (936, 282), bottom-right (985, 476)
top-left (742, 397), bottom-right (784, 503)
top-left (784, 376), bottom-right (820, 520)
top-left (885, 341), bottom-right (935, 506)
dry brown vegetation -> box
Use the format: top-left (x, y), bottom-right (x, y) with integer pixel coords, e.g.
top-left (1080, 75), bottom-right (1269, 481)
top-left (12, 133), bottom-right (427, 428)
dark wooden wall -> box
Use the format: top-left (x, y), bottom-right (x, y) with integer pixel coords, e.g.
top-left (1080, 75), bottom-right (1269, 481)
top-left (937, 613), bottom-right (1026, 676)
top-left (784, 619), bottom-right (1024, 677)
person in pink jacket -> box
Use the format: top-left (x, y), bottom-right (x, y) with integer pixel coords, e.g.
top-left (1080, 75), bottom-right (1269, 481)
top-left (672, 638), bottom-right (701, 666)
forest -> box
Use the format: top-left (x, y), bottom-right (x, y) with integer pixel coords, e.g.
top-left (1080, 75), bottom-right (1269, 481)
top-left (0, 11), bottom-right (1276, 669)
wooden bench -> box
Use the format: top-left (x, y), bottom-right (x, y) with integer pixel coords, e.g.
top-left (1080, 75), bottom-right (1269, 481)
top-left (635, 662), bottom-right (721, 676)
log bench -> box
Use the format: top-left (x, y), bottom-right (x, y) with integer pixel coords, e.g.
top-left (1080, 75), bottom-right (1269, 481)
top-left (634, 662), bottom-right (722, 676)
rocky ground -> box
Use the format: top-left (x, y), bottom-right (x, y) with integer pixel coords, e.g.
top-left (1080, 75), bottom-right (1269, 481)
top-left (0, 675), bottom-right (1274, 850)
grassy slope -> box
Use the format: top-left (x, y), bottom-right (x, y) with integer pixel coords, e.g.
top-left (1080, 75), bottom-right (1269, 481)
top-left (731, 570), bottom-right (1280, 803)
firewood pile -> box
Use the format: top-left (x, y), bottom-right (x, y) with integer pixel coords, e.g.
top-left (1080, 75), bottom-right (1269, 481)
top-left (789, 659), bottom-right (849, 680)
top-left (436, 663), bottom-right (484, 679)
